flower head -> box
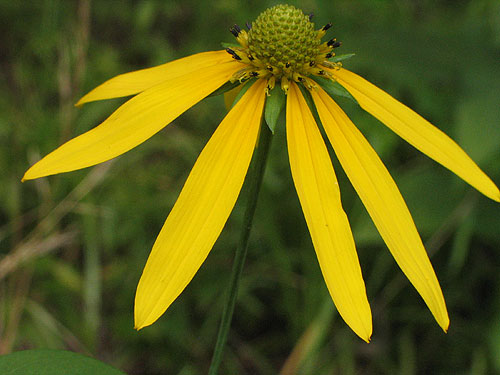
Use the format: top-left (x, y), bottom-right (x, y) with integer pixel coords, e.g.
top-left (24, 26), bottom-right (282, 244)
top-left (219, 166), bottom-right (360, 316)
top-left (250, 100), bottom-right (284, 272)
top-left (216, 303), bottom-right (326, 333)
top-left (23, 4), bottom-right (500, 342)
top-left (225, 4), bottom-right (339, 93)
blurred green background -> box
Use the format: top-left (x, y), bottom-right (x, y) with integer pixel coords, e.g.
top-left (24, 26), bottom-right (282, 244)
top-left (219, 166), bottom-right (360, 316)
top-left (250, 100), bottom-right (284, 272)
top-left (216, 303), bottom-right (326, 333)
top-left (1, 0), bottom-right (500, 374)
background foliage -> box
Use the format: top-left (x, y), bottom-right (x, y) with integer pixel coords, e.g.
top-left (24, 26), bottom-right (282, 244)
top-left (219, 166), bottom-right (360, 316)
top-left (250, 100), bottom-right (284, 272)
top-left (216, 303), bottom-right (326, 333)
top-left (1, 0), bottom-right (500, 374)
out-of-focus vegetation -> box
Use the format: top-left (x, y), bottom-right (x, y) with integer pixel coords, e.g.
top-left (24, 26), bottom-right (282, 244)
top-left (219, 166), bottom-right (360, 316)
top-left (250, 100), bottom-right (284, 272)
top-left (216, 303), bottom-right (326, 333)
top-left (1, 0), bottom-right (500, 374)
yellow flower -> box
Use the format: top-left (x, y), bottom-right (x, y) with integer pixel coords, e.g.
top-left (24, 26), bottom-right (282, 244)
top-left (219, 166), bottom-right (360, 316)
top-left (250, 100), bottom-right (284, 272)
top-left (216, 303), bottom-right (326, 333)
top-left (23, 5), bottom-right (499, 342)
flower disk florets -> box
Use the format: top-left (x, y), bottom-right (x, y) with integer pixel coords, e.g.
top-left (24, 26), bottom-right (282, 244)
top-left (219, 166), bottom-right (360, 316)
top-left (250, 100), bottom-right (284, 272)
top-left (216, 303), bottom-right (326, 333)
top-left (227, 4), bottom-right (342, 93)
top-left (248, 5), bottom-right (320, 72)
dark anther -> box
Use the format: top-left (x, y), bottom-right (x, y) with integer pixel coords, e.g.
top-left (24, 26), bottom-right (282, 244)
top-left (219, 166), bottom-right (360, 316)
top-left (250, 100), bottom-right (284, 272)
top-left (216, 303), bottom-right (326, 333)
top-left (246, 21), bottom-right (252, 30)
top-left (298, 76), bottom-right (304, 82)
top-left (308, 13), bottom-right (314, 21)
top-left (226, 48), bottom-right (242, 60)
top-left (309, 61), bottom-right (315, 67)
top-left (322, 23), bottom-right (332, 31)
top-left (230, 24), bottom-right (241, 37)
top-left (250, 71), bottom-right (259, 77)
top-left (267, 66), bottom-right (273, 71)
top-left (325, 52), bottom-right (333, 58)
top-left (327, 39), bottom-right (342, 48)
top-left (248, 55), bottom-right (255, 61)
top-left (319, 70), bottom-right (325, 75)
top-left (285, 62), bottom-right (291, 68)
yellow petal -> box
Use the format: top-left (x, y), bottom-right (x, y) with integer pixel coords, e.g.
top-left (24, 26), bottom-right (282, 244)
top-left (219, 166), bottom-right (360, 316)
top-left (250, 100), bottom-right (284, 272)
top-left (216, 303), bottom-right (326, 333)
top-left (76, 50), bottom-right (233, 106)
top-left (330, 68), bottom-right (500, 202)
top-left (311, 86), bottom-right (449, 331)
top-left (23, 61), bottom-right (241, 181)
top-left (286, 83), bottom-right (372, 342)
top-left (134, 79), bottom-right (267, 329)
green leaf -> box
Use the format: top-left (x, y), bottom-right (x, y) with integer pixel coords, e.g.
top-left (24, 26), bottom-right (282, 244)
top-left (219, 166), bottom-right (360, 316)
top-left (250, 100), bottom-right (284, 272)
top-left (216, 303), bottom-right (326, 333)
top-left (264, 87), bottom-right (285, 133)
top-left (221, 42), bottom-right (239, 49)
top-left (0, 350), bottom-right (127, 375)
top-left (231, 79), bottom-right (254, 108)
top-left (330, 53), bottom-right (355, 63)
top-left (207, 80), bottom-right (241, 98)
top-left (298, 84), bottom-right (315, 111)
top-left (313, 76), bottom-right (358, 105)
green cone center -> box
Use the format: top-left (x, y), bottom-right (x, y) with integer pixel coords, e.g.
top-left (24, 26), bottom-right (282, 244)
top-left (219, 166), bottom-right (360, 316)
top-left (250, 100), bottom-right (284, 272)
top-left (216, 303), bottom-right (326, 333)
top-left (248, 4), bottom-right (321, 73)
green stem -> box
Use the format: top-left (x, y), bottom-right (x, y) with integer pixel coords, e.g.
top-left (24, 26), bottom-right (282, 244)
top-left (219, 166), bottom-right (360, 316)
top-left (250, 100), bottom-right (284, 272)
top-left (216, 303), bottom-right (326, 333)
top-left (208, 123), bottom-right (273, 375)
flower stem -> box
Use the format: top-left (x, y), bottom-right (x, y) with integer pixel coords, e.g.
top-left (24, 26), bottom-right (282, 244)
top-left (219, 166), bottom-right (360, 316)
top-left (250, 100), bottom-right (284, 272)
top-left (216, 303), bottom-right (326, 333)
top-left (208, 123), bottom-right (273, 375)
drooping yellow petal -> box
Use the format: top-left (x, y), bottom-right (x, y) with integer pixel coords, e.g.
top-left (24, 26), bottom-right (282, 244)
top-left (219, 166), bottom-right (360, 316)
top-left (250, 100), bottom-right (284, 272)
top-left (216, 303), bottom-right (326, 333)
top-left (330, 68), bottom-right (500, 202)
top-left (286, 83), bottom-right (372, 342)
top-left (134, 79), bottom-right (267, 329)
top-left (23, 61), bottom-right (241, 181)
top-left (311, 86), bottom-right (449, 331)
top-left (76, 50), bottom-right (233, 106)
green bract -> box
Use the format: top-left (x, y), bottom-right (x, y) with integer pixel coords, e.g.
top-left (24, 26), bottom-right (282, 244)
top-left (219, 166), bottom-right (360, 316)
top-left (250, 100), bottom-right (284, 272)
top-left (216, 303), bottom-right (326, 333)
top-left (264, 86), bottom-right (286, 133)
